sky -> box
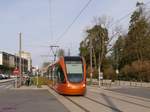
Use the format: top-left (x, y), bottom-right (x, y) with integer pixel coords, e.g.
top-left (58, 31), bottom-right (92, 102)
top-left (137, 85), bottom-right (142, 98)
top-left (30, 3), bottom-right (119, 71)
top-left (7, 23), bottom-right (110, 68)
top-left (0, 0), bottom-right (149, 67)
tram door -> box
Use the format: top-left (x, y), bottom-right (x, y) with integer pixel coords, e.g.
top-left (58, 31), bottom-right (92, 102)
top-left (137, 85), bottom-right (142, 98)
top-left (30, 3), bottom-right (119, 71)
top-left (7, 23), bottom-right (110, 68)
top-left (52, 66), bottom-right (57, 86)
top-left (56, 65), bottom-right (65, 84)
top-left (52, 64), bottom-right (66, 87)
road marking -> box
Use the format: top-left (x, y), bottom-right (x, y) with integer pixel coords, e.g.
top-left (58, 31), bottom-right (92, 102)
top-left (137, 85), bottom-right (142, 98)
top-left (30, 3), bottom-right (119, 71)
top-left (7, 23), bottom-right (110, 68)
top-left (0, 85), bottom-right (6, 88)
top-left (6, 85), bottom-right (13, 89)
top-left (0, 84), bottom-right (13, 89)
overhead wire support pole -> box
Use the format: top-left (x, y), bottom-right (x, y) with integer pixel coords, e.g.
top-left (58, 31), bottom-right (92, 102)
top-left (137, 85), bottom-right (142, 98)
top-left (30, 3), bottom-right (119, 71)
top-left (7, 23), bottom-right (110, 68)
top-left (49, 45), bottom-right (59, 62)
top-left (49, 45), bottom-right (59, 85)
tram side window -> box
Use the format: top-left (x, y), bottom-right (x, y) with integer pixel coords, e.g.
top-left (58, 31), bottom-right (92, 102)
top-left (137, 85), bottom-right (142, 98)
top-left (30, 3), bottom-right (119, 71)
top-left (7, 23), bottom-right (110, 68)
top-left (50, 68), bottom-right (53, 80)
top-left (57, 65), bottom-right (65, 83)
top-left (54, 67), bottom-right (58, 81)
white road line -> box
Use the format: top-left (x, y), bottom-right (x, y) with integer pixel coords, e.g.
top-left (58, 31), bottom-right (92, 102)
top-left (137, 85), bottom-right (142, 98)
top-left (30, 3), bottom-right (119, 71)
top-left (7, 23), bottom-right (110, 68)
top-left (0, 84), bottom-right (7, 87)
top-left (0, 84), bottom-right (13, 89)
top-left (6, 85), bottom-right (13, 89)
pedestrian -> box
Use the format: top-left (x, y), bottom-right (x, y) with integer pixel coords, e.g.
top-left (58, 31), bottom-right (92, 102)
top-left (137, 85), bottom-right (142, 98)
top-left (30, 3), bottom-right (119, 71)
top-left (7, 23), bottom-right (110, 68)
top-left (27, 77), bottom-right (30, 86)
top-left (25, 77), bottom-right (30, 86)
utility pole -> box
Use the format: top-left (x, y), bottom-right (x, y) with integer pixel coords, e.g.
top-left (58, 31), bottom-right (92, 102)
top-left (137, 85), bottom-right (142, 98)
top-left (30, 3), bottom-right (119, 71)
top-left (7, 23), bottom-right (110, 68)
top-left (19, 32), bottom-right (22, 86)
top-left (90, 35), bottom-right (93, 85)
top-left (49, 45), bottom-right (59, 87)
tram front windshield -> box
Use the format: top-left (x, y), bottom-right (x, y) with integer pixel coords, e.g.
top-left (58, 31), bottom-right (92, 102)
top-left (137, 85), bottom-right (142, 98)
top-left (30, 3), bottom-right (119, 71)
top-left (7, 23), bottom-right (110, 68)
top-left (66, 61), bottom-right (83, 83)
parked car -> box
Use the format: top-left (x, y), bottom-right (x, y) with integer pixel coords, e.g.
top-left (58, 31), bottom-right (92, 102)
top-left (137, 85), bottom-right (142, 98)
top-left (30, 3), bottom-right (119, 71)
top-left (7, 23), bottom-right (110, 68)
top-left (0, 74), bottom-right (3, 80)
top-left (10, 75), bottom-right (17, 78)
top-left (4, 74), bottom-right (10, 79)
top-left (1, 74), bottom-right (7, 79)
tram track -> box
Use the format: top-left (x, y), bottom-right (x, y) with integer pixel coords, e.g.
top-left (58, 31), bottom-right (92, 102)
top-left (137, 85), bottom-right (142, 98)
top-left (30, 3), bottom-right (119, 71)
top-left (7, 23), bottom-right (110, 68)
top-left (105, 89), bottom-right (150, 103)
top-left (88, 86), bottom-right (150, 103)
top-left (84, 96), bottom-right (123, 112)
top-left (87, 87), bottom-right (150, 109)
top-left (48, 86), bottom-right (150, 112)
top-left (98, 93), bottom-right (150, 109)
top-left (64, 96), bottom-right (90, 112)
top-left (65, 95), bottom-right (123, 112)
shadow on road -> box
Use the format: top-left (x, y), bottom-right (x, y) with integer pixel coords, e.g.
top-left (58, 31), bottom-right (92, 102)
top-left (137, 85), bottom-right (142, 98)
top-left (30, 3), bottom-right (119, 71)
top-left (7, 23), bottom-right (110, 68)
top-left (100, 93), bottom-right (122, 112)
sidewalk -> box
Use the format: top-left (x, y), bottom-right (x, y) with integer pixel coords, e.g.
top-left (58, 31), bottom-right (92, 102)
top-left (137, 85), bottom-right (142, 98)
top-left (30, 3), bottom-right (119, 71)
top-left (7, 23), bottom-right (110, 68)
top-left (11, 85), bottom-right (48, 90)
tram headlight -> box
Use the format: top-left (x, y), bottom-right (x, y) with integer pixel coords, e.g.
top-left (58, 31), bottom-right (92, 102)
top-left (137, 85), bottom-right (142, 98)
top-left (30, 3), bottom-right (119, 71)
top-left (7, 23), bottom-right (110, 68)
top-left (67, 83), bottom-right (70, 87)
top-left (83, 84), bottom-right (86, 87)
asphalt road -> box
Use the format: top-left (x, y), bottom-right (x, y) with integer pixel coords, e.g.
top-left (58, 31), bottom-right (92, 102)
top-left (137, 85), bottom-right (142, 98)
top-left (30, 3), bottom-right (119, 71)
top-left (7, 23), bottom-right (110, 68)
top-left (0, 90), bottom-right (69, 112)
top-left (107, 87), bottom-right (150, 99)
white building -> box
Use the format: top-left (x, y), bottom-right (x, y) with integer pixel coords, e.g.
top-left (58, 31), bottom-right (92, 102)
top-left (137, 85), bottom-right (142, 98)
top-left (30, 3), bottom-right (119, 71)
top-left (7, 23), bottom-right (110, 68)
top-left (0, 51), bottom-right (28, 74)
top-left (16, 51), bottom-right (32, 72)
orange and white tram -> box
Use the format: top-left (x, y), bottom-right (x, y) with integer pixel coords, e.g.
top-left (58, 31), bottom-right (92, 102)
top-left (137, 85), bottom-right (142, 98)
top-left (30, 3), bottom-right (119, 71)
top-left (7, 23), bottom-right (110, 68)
top-left (48, 56), bottom-right (86, 95)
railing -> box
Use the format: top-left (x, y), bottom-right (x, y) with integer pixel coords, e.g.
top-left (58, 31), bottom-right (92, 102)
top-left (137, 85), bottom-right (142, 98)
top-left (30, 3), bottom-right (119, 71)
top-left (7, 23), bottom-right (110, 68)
top-left (87, 78), bottom-right (150, 88)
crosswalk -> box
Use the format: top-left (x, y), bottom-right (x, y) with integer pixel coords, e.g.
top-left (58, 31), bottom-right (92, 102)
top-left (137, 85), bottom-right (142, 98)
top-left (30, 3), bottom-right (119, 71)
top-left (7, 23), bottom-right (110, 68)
top-left (0, 84), bottom-right (13, 89)
top-left (0, 81), bottom-right (14, 90)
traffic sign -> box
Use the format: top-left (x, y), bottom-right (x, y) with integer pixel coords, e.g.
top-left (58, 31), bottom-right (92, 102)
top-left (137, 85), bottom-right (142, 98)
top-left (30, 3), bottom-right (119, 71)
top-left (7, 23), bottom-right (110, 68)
top-left (13, 67), bottom-right (20, 75)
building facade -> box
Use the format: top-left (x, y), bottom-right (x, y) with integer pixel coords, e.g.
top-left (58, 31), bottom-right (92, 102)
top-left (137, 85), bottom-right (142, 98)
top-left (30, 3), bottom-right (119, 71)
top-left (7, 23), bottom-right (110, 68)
top-left (15, 51), bottom-right (32, 72)
top-left (0, 51), bottom-right (28, 74)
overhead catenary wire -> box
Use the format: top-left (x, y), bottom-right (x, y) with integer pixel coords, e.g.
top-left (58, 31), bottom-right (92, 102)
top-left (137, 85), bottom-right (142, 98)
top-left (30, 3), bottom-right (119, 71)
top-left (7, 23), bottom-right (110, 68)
top-left (54, 0), bottom-right (93, 44)
top-left (45, 0), bottom-right (150, 57)
top-left (39, 0), bottom-right (150, 65)
top-left (106, 0), bottom-right (150, 53)
top-left (145, 0), bottom-right (150, 5)
top-left (107, 0), bottom-right (150, 42)
top-left (110, 0), bottom-right (150, 28)
top-left (25, 0), bottom-right (150, 49)
top-left (54, 0), bottom-right (150, 46)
